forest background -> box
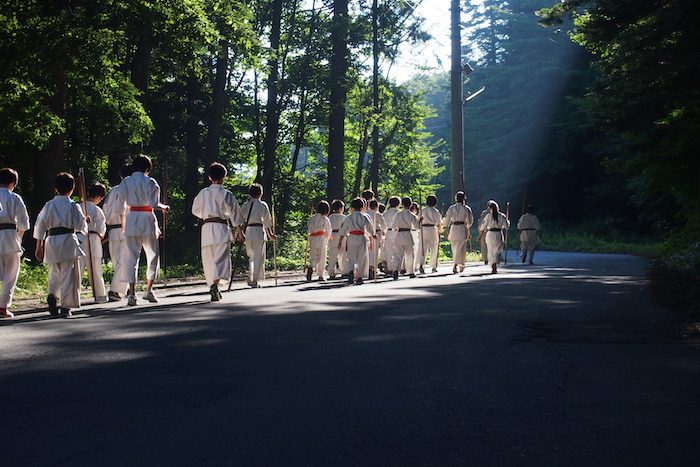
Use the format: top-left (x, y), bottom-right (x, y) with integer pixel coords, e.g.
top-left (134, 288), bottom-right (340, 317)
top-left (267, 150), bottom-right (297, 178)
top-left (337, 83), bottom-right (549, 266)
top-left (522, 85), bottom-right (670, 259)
top-left (1, 0), bottom-right (698, 307)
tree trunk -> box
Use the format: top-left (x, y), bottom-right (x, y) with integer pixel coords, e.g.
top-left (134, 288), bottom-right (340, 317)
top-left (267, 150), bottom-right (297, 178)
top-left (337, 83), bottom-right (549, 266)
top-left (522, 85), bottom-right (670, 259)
top-left (183, 76), bottom-right (202, 226)
top-left (353, 125), bottom-right (370, 197)
top-left (277, 90), bottom-right (308, 233)
top-left (204, 39), bottom-right (229, 177)
top-left (368, 0), bottom-right (381, 194)
top-left (327, 0), bottom-right (349, 201)
top-left (261, 0), bottom-right (284, 200)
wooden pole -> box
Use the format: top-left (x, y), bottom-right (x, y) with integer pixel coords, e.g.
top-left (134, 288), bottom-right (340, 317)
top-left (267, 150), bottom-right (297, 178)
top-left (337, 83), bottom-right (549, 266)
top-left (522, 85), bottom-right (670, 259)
top-left (78, 168), bottom-right (96, 299)
top-left (504, 202), bottom-right (510, 265)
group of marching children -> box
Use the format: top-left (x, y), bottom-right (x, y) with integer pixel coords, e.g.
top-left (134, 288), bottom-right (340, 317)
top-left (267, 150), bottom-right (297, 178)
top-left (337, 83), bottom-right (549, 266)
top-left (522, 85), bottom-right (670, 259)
top-left (0, 156), bottom-right (542, 317)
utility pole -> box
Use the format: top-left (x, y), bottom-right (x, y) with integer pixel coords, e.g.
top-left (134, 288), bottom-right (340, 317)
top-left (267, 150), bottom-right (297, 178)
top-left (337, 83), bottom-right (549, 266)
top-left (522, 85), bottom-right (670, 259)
top-left (450, 0), bottom-right (464, 194)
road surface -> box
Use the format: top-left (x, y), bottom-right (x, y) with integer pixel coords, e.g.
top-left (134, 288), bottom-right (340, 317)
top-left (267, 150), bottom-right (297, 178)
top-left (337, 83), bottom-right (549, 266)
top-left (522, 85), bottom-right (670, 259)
top-left (1, 251), bottom-right (698, 465)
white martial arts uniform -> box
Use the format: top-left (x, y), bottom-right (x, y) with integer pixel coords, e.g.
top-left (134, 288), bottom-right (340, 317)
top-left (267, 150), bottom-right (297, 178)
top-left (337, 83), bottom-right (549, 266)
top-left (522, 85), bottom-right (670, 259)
top-left (77, 201), bottom-right (107, 300)
top-left (240, 198), bottom-right (272, 285)
top-left (102, 183), bottom-right (128, 295)
top-left (517, 212), bottom-right (541, 264)
top-left (390, 209), bottom-right (419, 274)
top-left (381, 206), bottom-right (399, 271)
top-left (478, 208), bottom-right (490, 264)
top-left (480, 212), bottom-right (509, 266)
top-left (0, 187), bottom-right (30, 310)
top-left (307, 213), bottom-right (332, 278)
top-left (444, 203), bottom-right (474, 268)
top-left (367, 209), bottom-right (386, 272)
top-left (327, 212), bottom-right (347, 277)
top-left (119, 171), bottom-right (163, 283)
top-left (192, 184), bottom-right (242, 286)
top-left (419, 206), bottom-right (442, 270)
top-left (338, 211), bottom-right (374, 280)
top-left (33, 195), bottom-right (87, 309)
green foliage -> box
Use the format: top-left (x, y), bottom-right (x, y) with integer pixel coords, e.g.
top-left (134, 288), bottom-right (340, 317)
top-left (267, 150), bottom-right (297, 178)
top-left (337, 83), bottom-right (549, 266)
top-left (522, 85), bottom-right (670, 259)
top-left (15, 260), bottom-right (48, 298)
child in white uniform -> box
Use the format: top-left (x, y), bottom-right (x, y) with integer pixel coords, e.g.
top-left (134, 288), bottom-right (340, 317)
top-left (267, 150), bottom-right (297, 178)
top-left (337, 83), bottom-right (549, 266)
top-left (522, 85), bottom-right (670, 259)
top-left (443, 191), bottom-right (474, 273)
top-left (478, 201), bottom-right (510, 274)
top-left (367, 199), bottom-right (386, 280)
top-left (419, 194), bottom-right (443, 274)
top-left (240, 183), bottom-right (275, 288)
top-left (78, 183), bottom-right (107, 303)
top-left (0, 168), bottom-right (30, 318)
top-left (102, 164), bottom-right (133, 301)
top-left (306, 200), bottom-right (332, 281)
top-left (381, 196), bottom-right (401, 274)
top-left (120, 155), bottom-right (170, 306)
top-left (34, 173), bottom-right (87, 318)
top-left (517, 205), bottom-right (541, 265)
top-left (338, 197), bottom-right (374, 285)
top-left (192, 162), bottom-right (243, 301)
top-left (390, 197), bottom-right (419, 280)
top-left (327, 199), bottom-right (346, 279)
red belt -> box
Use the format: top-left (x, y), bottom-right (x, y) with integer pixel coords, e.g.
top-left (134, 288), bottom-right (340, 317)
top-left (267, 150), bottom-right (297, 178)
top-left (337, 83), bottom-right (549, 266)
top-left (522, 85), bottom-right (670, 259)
top-left (349, 230), bottom-right (364, 235)
top-left (309, 230), bottom-right (326, 237)
top-left (129, 206), bottom-right (153, 212)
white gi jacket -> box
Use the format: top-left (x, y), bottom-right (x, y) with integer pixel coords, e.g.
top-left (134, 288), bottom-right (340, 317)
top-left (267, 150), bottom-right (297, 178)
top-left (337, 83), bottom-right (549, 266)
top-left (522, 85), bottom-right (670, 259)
top-left (391, 209), bottom-right (419, 246)
top-left (239, 199), bottom-right (272, 241)
top-left (119, 171), bottom-right (162, 237)
top-left (339, 211), bottom-right (374, 238)
top-left (420, 206), bottom-right (442, 230)
top-left (443, 203), bottom-right (474, 241)
top-left (191, 184), bottom-right (242, 247)
top-left (517, 213), bottom-right (541, 241)
top-left (33, 196), bottom-right (87, 263)
top-left (308, 213), bottom-right (332, 238)
top-left (103, 183), bottom-right (126, 239)
top-left (0, 188), bottom-right (30, 255)
top-left (329, 213), bottom-right (346, 235)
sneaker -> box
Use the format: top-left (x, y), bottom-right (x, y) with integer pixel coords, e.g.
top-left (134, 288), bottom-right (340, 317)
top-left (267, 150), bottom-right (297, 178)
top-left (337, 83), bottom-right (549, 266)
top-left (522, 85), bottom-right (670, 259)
top-left (127, 294), bottom-right (138, 306)
top-left (329, 274), bottom-right (336, 280)
top-left (521, 256), bottom-right (526, 264)
top-left (143, 289), bottom-right (158, 303)
top-left (432, 268), bottom-right (438, 273)
top-left (452, 265), bottom-right (458, 274)
top-left (459, 265), bottom-right (465, 273)
top-left (210, 284), bottom-right (220, 302)
top-left (47, 294), bottom-right (59, 317)
top-left (95, 296), bottom-right (108, 304)
top-left (368, 269), bottom-right (375, 280)
top-left (249, 281), bottom-right (259, 288)
top-left (419, 266), bottom-right (425, 274)
top-left (60, 308), bottom-right (72, 318)
top-left (355, 278), bottom-right (364, 285)
top-left (409, 273), bottom-right (416, 278)
top-left (108, 291), bottom-right (122, 302)
top-left (318, 277), bottom-right (326, 282)
top-left (306, 267), bottom-right (313, 282)
top-left (393, 270), bottom-right (399, 281)
top-left (0, 309), bottom-right (14, 318)
top-left (347, 272), bottom-right (354, 284)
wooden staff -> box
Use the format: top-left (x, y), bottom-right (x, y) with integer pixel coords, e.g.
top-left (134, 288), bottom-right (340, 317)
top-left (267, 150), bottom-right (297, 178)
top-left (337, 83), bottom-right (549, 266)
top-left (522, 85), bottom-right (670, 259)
top-left (303, 202), bottom-right (314, 273)
top-left (78, 168), bottom-right (96, 299)
top-left (271, 196), bottom-right (278, 287)
top-left (228, 199), bottom-right (255, 292)
top-left (504, 201), bottom-right (511, 265)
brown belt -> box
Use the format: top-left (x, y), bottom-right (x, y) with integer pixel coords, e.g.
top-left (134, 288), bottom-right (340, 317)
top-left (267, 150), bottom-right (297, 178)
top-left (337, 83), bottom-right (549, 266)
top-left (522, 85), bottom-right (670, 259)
top-left (203, 217), bottom-right (228, 225)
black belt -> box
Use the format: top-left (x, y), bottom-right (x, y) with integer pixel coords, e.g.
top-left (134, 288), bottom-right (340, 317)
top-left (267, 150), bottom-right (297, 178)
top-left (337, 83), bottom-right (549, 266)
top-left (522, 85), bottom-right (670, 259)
top-left (88, 231), bottom-right (100, 235)
top-left (422, 224), bottom-right (435, 227)
top-left (48, 227), bottom-right (75, 236)
top-left (398, 228), bottom-right (411, 232)
top-left (452, 221), bottom-right (465, 225)
top-left (332, 229), bottom-right (339, 233)
top-left (521, 228), bottom-right (536, 231)
top-left (0, 223), bottom-right (16, 230)
top-left (488, 228), bottom-right (501, 232)
top-left (203, 217), bottom-right (228, 225)
top-left (107, 223), bottom-right (121, 230)
top-left (247, 223), bottom-right (263, 227)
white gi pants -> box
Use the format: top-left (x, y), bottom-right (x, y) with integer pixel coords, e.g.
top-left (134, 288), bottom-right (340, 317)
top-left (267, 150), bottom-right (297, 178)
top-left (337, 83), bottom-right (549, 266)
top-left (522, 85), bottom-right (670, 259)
top-left (486, 231), bottom-right (504, 266)
top-left (108, 229), bottom-right (128, 294)
top-left (421, 227), bottom-right (440, 269)
top-left (451, 238), bottom-right (467, 267)
top-left (245, 238), bottom-right (266, 283)
top-left (368, 236), bottom-right (379, 271)
top-left (309, 236), bottom-right (328, 278)
top-left (520, 231), bottom-right (537, 263)
top-left (124, 235), bottom-right (160, 283)
top-left (392, 234), bottom-right (415, 274)
top-left (0, 253), bottom-right (21, 309)
top-left (382, 231), bottom-right (396, 271)
top-left (327, 235), bottom-right (346, 276)
top-left (345, 235), bottom-right (368, 279)
top-left (79, 233), bottom-right (106, 299)
top-left (480, 234), bottom-right (488, 264)
top-left (202, 243), bottom-right (231, 286)
top-left (48, 259), bottom-right (81, 309)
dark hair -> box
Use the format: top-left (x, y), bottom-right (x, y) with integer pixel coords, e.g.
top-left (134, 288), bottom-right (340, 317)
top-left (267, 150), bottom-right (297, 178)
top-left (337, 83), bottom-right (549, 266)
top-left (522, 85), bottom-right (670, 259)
top-left (427, 195), bottom-right (437, 207)
top-left (208, 162), bottom-right (227, 181)
top-left (455, 191), bottom-right (465, 203)
top-left (388, 196), bottom-right (400, 207)
top-left (316, 200), bottom-right (330, 215)
top-left (378, 203), bottom-right (385, 213)
top-left (249, 183), bottom-right (263, 198)
top-left (361, 189), bottom-right (375, 201)
top-left (490, 203), bottom-right (499, 222)
top-left (350, 197), bottom-right (364, 210)
top-left (369, 199), bottom-right (379, 209)
top-left (55, 172), bottom-right (75, 195)
top-left (331, 199), bottom-right (345, 212)
top-left (132, 154), bottom-right (152, 173)
top-left (88, 182), bottom-right (107, 199)
top-left (120, 164), bottom-right (133, 179)
top-left (0, 168), bottom-right (18, 186)
top-left (401, 197), bottom-right (412, 208)
top-left (526, 204), bottom-right (535, 214)
top-left (410, 202), bottom-right (419, 213)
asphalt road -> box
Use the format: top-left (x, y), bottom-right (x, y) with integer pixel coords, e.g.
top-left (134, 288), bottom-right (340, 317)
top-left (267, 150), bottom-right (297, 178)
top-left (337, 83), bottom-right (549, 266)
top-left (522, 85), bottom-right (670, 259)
top-left (1, 251), bottom-right (699, 466)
